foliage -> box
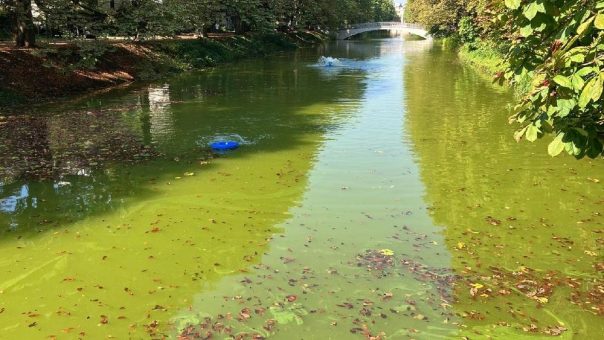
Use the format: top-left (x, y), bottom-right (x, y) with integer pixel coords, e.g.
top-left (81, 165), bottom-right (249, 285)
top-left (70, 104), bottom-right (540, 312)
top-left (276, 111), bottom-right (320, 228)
top-left (406, 0), bottom-right (603, 158)
top-left (0, 6), bottom-right (9, 39)
top-left (0, 88), bottom-right (24, 106)
top-left (458, 39), bottom-right (507, 75)
top-left (0, 0), bottom-right (399, 44)
top-left (458, 16), bottom-right (477, 44)
top-left (31, 40), bottom-right (113, 70)
top-left (404, 0), bottom-right (462, 36)
top-left (500, 0), bottom-right (604, 158)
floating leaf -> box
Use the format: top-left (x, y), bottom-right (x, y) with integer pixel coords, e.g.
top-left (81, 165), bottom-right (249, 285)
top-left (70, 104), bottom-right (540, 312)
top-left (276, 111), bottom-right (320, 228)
top-left (379, 249), bottom-right (394, 256)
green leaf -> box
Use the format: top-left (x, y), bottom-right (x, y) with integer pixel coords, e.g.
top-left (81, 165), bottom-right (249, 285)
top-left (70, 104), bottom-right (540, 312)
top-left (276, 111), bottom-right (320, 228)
top-left (520, 25), bottom-right (534, 37)
top-left (595, 13), bottom-right (604, 29)
top-left (576, 67), bottom-right (595, 77)
top-left (553, 75), bottom-right (573, 88)
top-left (548, 134), bottom-right (565, 157)
top-left (565, 140), bottom-right (583, 156)
top-left (577, 16), bottom-right (594, 35)
top-left (571, 74), bottom-right (585, 92)
top-left (579, 77), bottom-right (599, 107)
top-left (523, 2), bottom-right (539, 20)
top-left (556, 98), bottom-right (576, 117)
top-left (568, 53), bottom-right (585, 64)
top-left (525, 124), bottom-right (540, 142)
top-left (579, 81), bottom-right (593, 107)
top-left (514, 126), bottom-right (528, 142)
top-left (505, 0), bottom-right (521, 10)
top-left (573, 128), bottom-right (589, 137)
top-left (592, 75), bottom-right (604, 101)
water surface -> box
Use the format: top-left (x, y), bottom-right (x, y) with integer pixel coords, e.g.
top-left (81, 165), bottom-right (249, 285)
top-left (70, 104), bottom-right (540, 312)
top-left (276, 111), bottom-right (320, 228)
top-left (0, 38), bottom-right (602, 339)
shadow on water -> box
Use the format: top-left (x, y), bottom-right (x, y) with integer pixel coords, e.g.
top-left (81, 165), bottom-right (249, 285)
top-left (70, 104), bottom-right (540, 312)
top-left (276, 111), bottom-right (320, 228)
top-left (168, 40), bottom-right (462, 339)
top-left (0, 49), bottom-right (368, 238)
top-left (0, 44), bottom-right (379, 338)
top-left (405, 45), bottom-right (604, 338)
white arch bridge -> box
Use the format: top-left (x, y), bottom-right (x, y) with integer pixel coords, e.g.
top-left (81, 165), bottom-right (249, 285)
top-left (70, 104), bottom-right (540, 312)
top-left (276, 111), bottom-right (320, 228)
top-left (336, 22), bottom-right (430, 40)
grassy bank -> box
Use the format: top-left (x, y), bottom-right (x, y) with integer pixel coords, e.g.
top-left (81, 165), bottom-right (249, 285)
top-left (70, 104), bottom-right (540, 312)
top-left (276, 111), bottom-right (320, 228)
top-left (0, 32), bottom-right (325, 107)
top-left (457, 40), bottom-right (507, 76)
top-left (456, 39), bottom-right (532, 97)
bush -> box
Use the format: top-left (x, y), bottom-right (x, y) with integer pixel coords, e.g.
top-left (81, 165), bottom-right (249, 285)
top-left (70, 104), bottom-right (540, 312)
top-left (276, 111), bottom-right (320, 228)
top-left (458, 16), bottom-right (477, 44)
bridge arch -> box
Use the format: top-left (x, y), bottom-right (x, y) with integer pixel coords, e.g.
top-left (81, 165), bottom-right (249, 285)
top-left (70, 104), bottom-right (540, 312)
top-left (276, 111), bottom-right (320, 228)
top-left (336, 22), bottom-right (430, 40)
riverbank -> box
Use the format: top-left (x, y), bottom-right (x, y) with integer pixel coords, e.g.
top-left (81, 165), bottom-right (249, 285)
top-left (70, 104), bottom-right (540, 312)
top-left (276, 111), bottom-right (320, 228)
top-left (457, 40), bottom-right (506, 77)
top-left (456, 39), bottom-right (533, 97)
top-left (0, 31), bottom-right (325, 107)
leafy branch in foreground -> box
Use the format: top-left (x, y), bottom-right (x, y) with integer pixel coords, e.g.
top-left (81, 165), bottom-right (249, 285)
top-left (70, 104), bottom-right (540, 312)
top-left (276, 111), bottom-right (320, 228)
top-left (502, 0), bottom-right (604, 158)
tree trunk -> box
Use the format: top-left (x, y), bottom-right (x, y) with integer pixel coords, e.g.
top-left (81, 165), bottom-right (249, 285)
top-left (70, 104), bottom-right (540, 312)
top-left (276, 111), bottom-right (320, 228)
top-left (12, 0), bottom-right (36, 48)
top-left (232, 15), bottom-right (244, 34)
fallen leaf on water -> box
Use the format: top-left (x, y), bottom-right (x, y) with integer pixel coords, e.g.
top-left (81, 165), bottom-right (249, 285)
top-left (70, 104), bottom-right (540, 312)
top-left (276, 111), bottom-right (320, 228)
top-left (99, 315), bottom-right (109, 325)
top-left (379, 249), bottom-right (394, 256)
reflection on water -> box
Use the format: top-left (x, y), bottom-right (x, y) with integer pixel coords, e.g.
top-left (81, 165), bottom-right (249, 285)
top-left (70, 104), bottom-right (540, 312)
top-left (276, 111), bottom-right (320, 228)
top-left (0, 43), bottom-right (366, 338)
top-left (406, 46), bottom-right (604, 338)
top-left (172, 40), bottom-right (460, 339)
top-left (147, 84), bottom-right (175, 142)
top-left (0, 111), bottom-right (156, 231)
top-left (0, 184), bottom-right (31, 214)
top-left (0, 38), bottom-right (601, 339)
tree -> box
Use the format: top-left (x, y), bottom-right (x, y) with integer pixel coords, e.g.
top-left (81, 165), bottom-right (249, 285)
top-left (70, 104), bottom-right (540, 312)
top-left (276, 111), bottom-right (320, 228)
top-left (406, 0), bottom-right (603, 158)
top-left (2, 0), bottom-right (36, 47)
top-left (0, 0), bottom-right (399, 46)
top-left (405, 0), bottom-right (465, 36)
top-left (501, 0), bottom-right (604, 158)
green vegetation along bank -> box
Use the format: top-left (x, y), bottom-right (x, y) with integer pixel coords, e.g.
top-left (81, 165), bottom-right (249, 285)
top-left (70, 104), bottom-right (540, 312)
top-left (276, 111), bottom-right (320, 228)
top-left (0, 0), bottom-right (398, 47)
top-left (406, 0), bottom-right (604, 159)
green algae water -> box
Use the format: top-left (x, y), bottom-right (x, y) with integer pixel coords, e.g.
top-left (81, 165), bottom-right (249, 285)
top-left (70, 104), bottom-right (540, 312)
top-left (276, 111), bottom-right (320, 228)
top-left (0, 38), bottom-right (602, 339)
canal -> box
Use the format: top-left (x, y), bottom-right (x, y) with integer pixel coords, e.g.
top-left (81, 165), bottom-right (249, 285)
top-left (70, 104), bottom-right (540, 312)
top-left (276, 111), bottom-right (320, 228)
top-left (0, 38), bottom-right (602, 339)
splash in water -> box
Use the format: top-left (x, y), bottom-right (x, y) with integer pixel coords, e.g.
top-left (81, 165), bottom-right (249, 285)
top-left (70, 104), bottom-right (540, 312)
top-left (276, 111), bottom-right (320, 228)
top-left (318, 56), bottom-right (342, 67)
top-left (196, 133), bottom-right (250, 148)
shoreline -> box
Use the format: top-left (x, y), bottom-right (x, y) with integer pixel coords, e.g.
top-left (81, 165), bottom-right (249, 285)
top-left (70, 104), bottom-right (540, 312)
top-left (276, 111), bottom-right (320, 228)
top-left (0, 32), bottom-right (326, 109)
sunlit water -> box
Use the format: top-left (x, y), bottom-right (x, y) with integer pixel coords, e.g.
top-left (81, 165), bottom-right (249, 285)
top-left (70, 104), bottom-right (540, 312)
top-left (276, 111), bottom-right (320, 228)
top-left (0, 38), bottom-right (602, 339)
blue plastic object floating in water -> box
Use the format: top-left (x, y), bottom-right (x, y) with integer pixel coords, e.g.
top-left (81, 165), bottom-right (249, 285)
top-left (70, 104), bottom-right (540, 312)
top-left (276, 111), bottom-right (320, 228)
top-left (210, 141), bottom-right (240, 151)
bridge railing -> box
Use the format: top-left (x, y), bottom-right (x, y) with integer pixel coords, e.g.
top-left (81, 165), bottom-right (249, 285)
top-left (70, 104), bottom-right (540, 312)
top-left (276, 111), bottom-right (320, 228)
top-left (343, 22), bottom-right (425, 30)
